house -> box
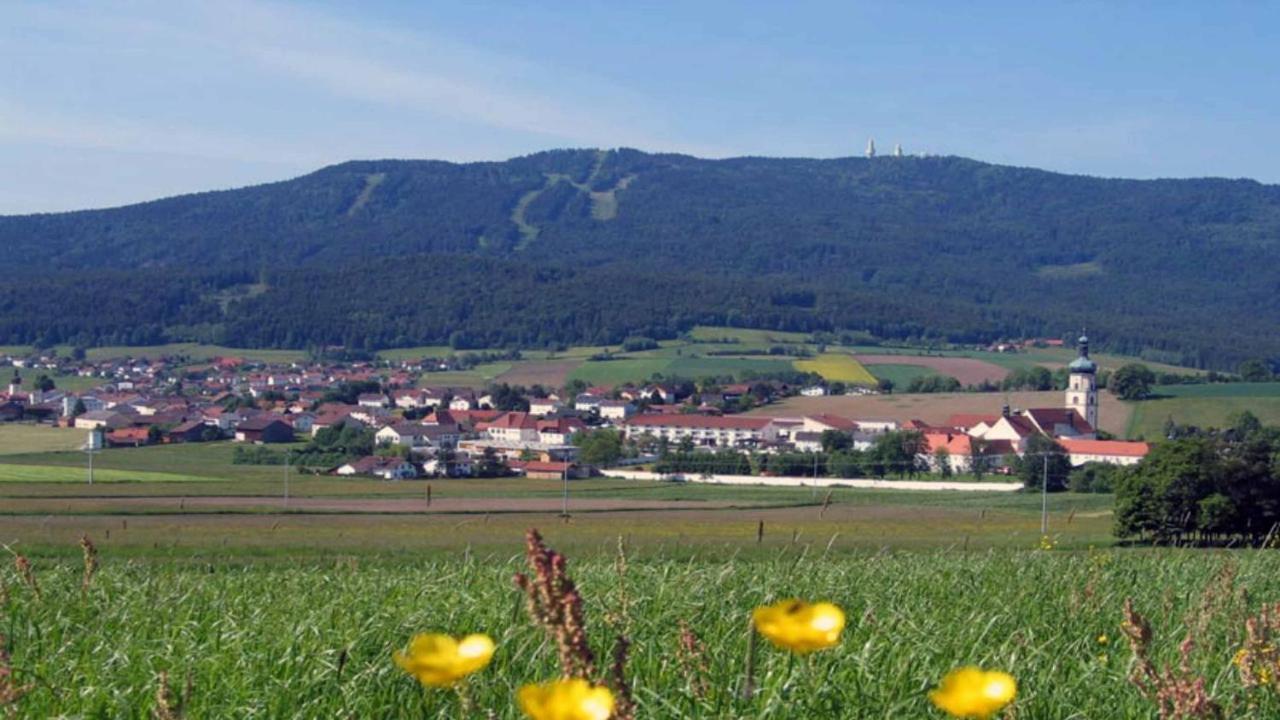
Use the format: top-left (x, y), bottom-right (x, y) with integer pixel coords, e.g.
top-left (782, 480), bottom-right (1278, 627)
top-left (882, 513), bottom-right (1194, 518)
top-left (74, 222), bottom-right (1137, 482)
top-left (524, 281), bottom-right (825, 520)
top-left (513, 460), bottom-right (588, 480)
top-left (624, 414), bottom-right (771, 448)
top-left (376, 423), bottom-right (460, 450)
top-left (1022, 408), bottom-right (1095, 440)
top-left (920, 432), bottom-right (976, 473)
top-left (528, 398), bottom-right (564, 416)
top-left (448, 392), bottom-right (480, 411)
top-left (574, 393), bottom-right (605, 413)
top-left (234, 416), bottom-right (294, 444)
top-left (792, 431), bottom-right (825, 453)
top-left (286, 412), bottom-right (315, 434)
top-left (1058, 439), bottom-right (1150, 467)
top-left (357, 393), bottom-right (390, 408)
top-left (311, 405), bottom-right (364, 436)
top-left (167, 419), bottom-right (212, 443)
top-left (537, 417), bottom-right (586, 446)
top-left (106, 426), bottom-right (152, 447)
top-left (639, 384), bottom-right (680, 404)
top-left (349, 406), bottom-right (393, 427)
top-left (596, 400), bottom-right (635, 422)
top-left (335, 456), bottom-right (419, 480)
top-left (74, 409), bottom-right (134, 430)
top-left (800, 385), bottom-right (827, 397)
top-left (0, 401), bottom-right (23, 422)
top-left (482, 412), bottom-right (541, 444)
top-left (968, 411), bottom-right (1039, 454)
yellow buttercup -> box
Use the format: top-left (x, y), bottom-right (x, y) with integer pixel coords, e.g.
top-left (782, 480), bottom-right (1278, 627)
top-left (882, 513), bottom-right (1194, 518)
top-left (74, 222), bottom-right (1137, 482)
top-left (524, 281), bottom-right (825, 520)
top-left (929, 666), bottom-right (1017, 719)
top-left (751, 599), bottom-right (846, 654)
top-left (517, 679), bottom-right (615, 720)
top-left (393, 633), bottom-right (495, 688)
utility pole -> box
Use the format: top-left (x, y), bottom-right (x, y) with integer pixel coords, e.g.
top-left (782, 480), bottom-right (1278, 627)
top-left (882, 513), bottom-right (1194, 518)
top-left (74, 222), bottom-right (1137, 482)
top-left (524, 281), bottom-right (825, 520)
top-left (1040, 454), bottom-right (1049, 535)
top-left (561, 466), bottom-right (569, 517)
top-left (84, 429), bottom-right (100, 485)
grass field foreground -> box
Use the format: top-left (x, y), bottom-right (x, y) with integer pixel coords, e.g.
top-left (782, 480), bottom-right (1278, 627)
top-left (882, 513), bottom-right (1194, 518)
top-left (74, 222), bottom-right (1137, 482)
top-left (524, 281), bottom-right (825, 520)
top-left (3, 545), bottom-right (1278, 717)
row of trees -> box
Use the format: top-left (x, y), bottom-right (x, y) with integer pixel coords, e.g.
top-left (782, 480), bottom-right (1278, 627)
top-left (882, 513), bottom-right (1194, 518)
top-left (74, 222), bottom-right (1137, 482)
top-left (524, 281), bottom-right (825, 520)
top-left (1114, 416), bottom-right (1280, 545)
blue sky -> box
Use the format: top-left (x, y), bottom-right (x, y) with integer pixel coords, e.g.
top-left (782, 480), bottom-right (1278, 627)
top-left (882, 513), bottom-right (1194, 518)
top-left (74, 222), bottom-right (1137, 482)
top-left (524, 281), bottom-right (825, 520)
top-left (3, 1), bottom-right (1279, 213)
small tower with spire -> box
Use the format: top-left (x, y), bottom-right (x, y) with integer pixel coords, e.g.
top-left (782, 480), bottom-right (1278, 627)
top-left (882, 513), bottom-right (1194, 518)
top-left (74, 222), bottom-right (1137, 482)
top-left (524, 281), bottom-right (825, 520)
top-left (1064, 333), bottom-right (1099, 430)
top-left (865, 138), bottom-right (876, 158)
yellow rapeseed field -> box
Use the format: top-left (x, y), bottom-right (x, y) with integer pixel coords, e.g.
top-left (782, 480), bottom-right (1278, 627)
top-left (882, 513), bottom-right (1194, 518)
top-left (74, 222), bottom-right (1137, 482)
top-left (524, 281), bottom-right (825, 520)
top-left (793, 353), bottom-right (877, 385)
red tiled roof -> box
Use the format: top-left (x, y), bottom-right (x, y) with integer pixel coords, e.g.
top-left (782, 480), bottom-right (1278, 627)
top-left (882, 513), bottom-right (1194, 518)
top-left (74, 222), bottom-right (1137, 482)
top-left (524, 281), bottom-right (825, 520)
top-left (1025, 408), bottom-right (1095, 434)
top-left (923, 432), bottom-right (973, 455)
top-left (1058, 439), bottom-right (1150, 458)
top-left (485, 412), bottom-right (540, 430)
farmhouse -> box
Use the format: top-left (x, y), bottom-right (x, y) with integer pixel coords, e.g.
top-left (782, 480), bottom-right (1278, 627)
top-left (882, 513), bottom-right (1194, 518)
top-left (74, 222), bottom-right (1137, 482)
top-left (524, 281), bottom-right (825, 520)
top-left (528, 397), bottom-right (564, 416)
top-left (335, 456), bottom-right (419, 480)
top-left (1058, 438), bottom-right (1150, 466)
top-left (512, 460), bottom-right (588, 480)
top-left (74, 409), bottom-right (135, 430)
top-left (375, 423), bottom-right (459, 450)
top-left (234, 416), bottom-right (294, 444)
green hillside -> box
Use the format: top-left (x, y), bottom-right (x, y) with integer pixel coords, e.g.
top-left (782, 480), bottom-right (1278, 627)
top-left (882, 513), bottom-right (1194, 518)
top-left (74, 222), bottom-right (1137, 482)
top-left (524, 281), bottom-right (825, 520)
top-left (3, 150), bottom-right (1279, 368)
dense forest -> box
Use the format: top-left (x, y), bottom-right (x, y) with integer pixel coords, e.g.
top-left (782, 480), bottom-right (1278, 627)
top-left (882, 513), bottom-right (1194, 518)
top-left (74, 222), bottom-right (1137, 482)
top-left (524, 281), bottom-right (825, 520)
top-left (2, 148), bottom-right (1279, 368)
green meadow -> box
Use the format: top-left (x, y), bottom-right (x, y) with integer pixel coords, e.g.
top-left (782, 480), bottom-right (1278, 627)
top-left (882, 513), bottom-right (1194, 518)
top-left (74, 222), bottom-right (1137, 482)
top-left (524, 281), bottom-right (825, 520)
top-left (1125, 383), bottom-right (1280, 439)
top-left (3, 543), bottom-right (1278, 717)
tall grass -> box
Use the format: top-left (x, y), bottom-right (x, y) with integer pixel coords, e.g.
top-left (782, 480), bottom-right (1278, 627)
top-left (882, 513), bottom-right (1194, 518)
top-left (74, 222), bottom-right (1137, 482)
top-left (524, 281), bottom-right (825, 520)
top-left (4, 545), bottom-right (1280, 717)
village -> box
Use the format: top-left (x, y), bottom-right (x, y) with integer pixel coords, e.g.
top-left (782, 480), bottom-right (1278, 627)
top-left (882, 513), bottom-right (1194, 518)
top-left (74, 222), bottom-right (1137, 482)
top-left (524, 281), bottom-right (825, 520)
top-left (0, 335), bottom-right (1150, 483)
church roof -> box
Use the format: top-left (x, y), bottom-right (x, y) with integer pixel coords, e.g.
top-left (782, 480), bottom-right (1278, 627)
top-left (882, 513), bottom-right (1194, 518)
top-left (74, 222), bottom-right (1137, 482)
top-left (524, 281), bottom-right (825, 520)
top-left (1068, 334), bottom-right (1097, 374)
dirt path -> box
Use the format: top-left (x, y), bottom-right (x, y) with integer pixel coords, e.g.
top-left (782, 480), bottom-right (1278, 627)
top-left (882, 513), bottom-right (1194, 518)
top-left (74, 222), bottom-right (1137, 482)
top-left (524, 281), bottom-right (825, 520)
top-left (3, 495), bottom-right (788, 515)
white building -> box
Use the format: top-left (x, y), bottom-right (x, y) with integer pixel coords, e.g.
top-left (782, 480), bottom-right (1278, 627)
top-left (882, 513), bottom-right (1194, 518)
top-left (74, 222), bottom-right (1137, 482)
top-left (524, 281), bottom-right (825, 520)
top-left (624, 414), bottom-right (771, 448)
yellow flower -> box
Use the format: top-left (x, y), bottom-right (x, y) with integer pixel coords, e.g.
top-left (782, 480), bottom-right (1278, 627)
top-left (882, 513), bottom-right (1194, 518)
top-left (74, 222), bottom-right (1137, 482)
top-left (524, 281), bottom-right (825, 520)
top-left (929, 666), bottom-right (1017, 719)
top-left (752, 599), bottom-right (846, 654)
top-left (1097, 634), bottom-right (1109, 645)
top-left (393, 633), bottom-right (495, 687)
top-left (517, 679), bottom-right (615, 720)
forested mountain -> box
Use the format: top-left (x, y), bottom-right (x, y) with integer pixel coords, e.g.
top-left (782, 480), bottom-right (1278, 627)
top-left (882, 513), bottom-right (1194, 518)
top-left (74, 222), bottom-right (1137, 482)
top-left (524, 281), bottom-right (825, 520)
top-left (2, 148), bottom-right (1279, 368)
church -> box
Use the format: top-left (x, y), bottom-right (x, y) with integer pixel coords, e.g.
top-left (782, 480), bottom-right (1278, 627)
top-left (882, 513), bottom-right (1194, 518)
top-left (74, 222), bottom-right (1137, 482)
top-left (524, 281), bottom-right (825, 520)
top-left (951, 335), bottom-right (1150, 467)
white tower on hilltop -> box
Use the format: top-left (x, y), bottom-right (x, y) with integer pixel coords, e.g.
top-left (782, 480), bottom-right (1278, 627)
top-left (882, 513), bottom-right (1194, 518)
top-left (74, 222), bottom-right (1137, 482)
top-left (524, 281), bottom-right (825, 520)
top-left (893, 143), bottom-right (903, 157)
top-left (865, 138), bottom-right (876, 158)
top-left (1064, 333), bottom-right (1099, 430)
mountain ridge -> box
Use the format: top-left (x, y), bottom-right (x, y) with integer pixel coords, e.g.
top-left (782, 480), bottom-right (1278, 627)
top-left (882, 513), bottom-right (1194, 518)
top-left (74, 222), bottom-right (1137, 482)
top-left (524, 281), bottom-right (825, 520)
top-left (1, 148), bottom-right (1277, 368)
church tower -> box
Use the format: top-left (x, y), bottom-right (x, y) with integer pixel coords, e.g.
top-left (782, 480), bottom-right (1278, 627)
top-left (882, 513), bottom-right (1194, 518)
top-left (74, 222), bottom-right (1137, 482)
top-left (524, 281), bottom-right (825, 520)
top-left (1064, 334), bottom-right (1099, 429)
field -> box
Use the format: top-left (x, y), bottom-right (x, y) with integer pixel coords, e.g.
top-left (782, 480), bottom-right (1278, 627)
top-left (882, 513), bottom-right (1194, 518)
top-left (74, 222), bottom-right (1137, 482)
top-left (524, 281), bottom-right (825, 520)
top-left (417, 362), bottom-right (514, 388)
top-left (852, 354), bottom-right (1008, 386)
top-left (863, 363), bottom-right (936, 388)
top-left (4, 438), bottom-right (1280, 717)
top-left (0, 424), bottom-right (86, 455)
top-left (5, 537), bottom-right (1280, 717)
top-left (1126, 383), bottom-right (1280, 439)
top-left (753, 390), bottom-right (1134, 438)
top-left (793, 353), bottom-right (877, 385)
top-left (79, 343), bottom-right (308, 363)
top-left (496, 360), bottom-right (581, 388)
